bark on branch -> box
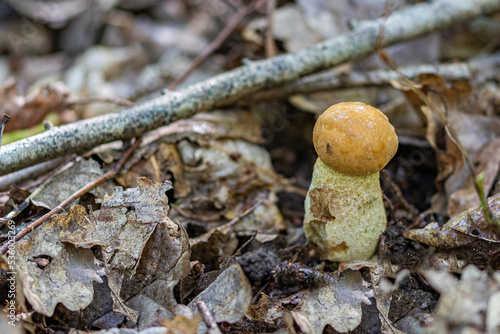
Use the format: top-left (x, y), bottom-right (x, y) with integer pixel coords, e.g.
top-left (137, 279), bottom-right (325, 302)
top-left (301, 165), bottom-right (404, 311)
top-left (1, 0), bottom-right (499, 175)
top-left (247, 53), bottom-right (500, 101)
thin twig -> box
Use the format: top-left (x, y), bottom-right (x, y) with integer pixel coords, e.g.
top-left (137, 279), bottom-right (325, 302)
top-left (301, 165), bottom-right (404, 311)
top-left (67, 96), bottom-right (136, 107)
top-left (224, 197), bottom-right (266, 229)
top-left (1, 0), bottom-right (498, 175)
top-left (381, 170), bottom-right (419, 217)
top-left (248, 52), bottom-right (500, 101)
top-left (265, 0), bottom-right (277, 58)
top-left (190, 197), bottom-right (267, 249)
top-left (251, 282), bottom-right (269, 304)
top-left (249, 62), bottom-right (470, 101)
top-left (0, 114), bottom-right (11, 151)
top-left (0, 155), bottom-right (74, 192)
top-left (0, 139), bottom-right (140, 254)
top-left (168, 0), bottom-right (267, 90)
top-left (382, 192), bottom-right (397, 223)
top-left (0, 155), bottom-right (78, 223)
top-left (196, 301), bottom-right (222, 334)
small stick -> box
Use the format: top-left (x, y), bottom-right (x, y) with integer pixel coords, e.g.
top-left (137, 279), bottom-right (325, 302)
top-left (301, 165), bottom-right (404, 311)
top-left (0, 155), bottom-right (77, 223)
top-left (381, 170), bottom-right (419, 217)
top-left (265, 0), bottom-right (277, 58)
top-left (382, 192), bottom-right (397, 223)
top-left (67, 96), bottom-right (136, 107)
top-left (223, 197), bottom-right (266, 229)
top-left (251, 282), bottom-right (269, 304)
top-left (0, 139), bottom-right (140, 254)
top-left (0, 155), bottom-right (74, 192)
top-left (168, 0), bottom-right (267, 90)
top-left (195, 301), bottom-right (222, 334)
top-left (0, 114), bottom-right (11, 151)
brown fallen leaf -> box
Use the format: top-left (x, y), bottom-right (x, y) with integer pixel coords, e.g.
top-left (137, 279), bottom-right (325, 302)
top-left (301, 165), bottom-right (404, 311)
top-left (115, 110), bottom-right (284, 234)
top-left (30, 158), bottom-right (113, 210)
top-left (448, 137), bottom-right (500, 216)
top-left (162, 314), bottom-right (201, 334)
top-left (59, 177), bottom-right (181, 323)
top-left (405, 193), bottom-right (500, 255)
top-left (16, 205), bottom-right (102, 317)
top-left (390, 72), bottom-right (500, 218)
top-left (0, 79), bottom-right (70, 132)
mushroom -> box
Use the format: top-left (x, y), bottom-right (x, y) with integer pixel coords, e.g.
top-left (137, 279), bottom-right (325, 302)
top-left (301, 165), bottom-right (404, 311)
top-left (304, 102), bottom-right (398, 261)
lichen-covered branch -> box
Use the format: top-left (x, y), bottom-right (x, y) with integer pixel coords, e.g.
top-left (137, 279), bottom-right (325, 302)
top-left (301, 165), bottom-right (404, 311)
top-left (248, 53), bottom-right (500, 101)
top-left (1, 0), bottom-right (499, 175)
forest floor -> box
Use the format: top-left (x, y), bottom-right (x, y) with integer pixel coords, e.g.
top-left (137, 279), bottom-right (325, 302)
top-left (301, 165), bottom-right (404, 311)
top-left (0, 1), bottom-right (500, 333)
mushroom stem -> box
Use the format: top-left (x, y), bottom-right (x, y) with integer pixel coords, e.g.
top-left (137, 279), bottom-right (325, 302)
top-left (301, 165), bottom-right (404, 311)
top-left (304, 158), bottom-right (386, 261)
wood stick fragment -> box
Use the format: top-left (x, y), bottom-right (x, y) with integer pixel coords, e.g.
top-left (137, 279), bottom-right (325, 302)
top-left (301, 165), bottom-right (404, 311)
top-left (0, 156), bottom-right (72, 191)
top-left (265, 0), bottom-right (277, 58)
top-left (196, 301), bottom-right (223, 334)
top-left (0, 114), bottom-right (10, 151)
top-left (168, 0), bottom-right (267, 90)
top-left (248, 53), bottom-right (500, 101)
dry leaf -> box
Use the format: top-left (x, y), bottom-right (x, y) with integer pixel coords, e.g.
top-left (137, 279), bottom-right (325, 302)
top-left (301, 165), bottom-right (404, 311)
top-left (405, 193), bottom-right (500, 249)
top-left (59, 177), bottom-right (179, 323)
top-left (423, 265), bottom-right (500, 333)
top-left (16, 205), bottom-right (102, 317)
top-left (31, 158), bottom-right (113, 210)
top-left (162, 314), bottom-right (201, 334)
top-left (189, 264), bottom-right (252, 334)
top-left (129, 231), bottom-right (192, 329)
top-left (448, 137), bottom-right (500, 215)
top-left (0, 79), bottom-right (70, 132)
top-left (294, 270), bottom-right (371, 334)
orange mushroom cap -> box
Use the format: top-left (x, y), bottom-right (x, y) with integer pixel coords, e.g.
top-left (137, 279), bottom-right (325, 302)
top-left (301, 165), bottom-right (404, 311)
top-left (313, 102), bottom-right (398, 176)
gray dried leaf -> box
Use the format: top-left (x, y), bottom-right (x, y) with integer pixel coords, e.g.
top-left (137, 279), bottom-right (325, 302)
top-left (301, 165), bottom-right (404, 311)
top-left (294, 270), bottom-right (371, 334)
top-left (31, 158), bottom-right (112, 210)
top-left (405, 193), bottom-right (500, 248)
top-left (189, 264), bottom-right (252, 334)
top-left (141, 110), bottom-right (264, 147)
top-left (245, 5), bottom-right (320, 52)
top-left (59, 177), bottom-right (179, 322)
top-left (448, 137), bottom-right (500, 215)
top-left (424, 265), bottom-right (500, 333)
top-left (130, 233), bottom-right (192, 329)
top-left (16, 205), bottom-right (102, 317)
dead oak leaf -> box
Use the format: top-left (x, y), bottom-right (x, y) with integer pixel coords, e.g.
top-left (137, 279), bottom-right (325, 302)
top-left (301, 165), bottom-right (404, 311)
top-left (60, 177), bottom-right (175, 269)
top-left (189, 264), bottom-right (252, 334)
top-left (16, 205), bottom-right (102, 317)
top-left (0, 78), bottom-right (70, 133)
top-left (59, 177), bottom-right (177, 322)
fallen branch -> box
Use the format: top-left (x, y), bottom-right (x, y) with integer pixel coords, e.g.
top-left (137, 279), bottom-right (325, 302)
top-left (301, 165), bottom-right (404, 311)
top-left (0, 156), bottom-right (72, 191)
top-left (1, 0), bottom-right (499, 175)
top-left (248, 52), bottom-right (500, 101)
